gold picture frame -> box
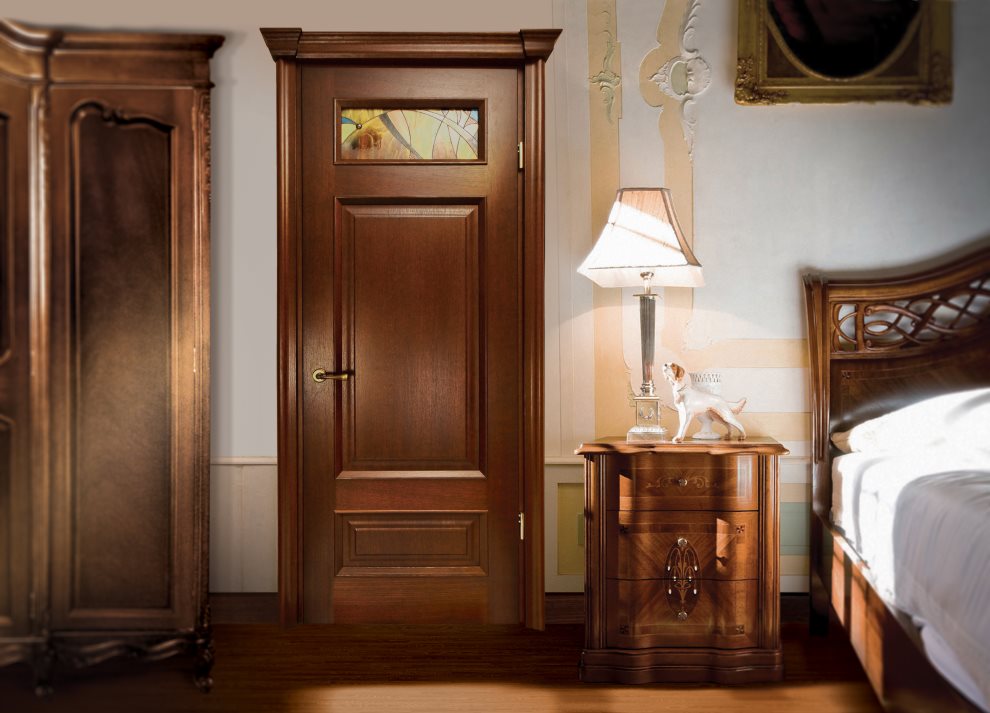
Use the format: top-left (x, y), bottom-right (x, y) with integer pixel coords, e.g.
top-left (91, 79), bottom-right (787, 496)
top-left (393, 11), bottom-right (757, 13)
top-left (736, 0), bottom-right (952, 105)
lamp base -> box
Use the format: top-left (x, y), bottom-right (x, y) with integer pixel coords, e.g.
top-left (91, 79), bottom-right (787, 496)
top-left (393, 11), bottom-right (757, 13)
top-left (627, 425), bottom-right (667, 443)
top-left (628, 394), bottom-right (666, 443)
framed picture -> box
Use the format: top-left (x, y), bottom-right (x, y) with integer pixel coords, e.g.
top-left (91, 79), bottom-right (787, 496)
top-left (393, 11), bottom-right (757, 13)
top-left (736, 0), bottom-right (952, 105)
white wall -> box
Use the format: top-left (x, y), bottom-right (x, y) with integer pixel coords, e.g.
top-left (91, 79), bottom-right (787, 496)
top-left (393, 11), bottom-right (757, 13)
top-left (690, 2), bottom-right (990, 347)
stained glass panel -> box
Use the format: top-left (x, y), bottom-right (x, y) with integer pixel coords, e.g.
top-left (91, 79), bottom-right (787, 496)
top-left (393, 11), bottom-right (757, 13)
top-left (339, 108), bottom-right (481, 161)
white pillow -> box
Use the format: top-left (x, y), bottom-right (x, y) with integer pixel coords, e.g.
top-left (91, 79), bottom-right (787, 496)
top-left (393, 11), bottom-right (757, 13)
top-left (830, 387), bottom-right (990, 454)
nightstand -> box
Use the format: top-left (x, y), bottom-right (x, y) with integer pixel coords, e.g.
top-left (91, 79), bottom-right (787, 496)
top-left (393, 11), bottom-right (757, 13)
top-left (577, 437), bottom-right (787, 684)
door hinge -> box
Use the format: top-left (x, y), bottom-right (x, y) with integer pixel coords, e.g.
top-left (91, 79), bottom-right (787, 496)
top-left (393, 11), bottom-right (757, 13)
top-left (518, 512), bottom-right (525, 540)
top-left (517, 141), bottom-right (524, 170)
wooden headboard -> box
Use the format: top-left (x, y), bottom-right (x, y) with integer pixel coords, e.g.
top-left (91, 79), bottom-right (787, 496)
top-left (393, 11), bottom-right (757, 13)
top-left (803, 241), bottom-right (990, 522)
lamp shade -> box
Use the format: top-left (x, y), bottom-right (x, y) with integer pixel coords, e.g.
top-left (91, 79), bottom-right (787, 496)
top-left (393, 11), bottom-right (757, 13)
top-left (577, 188), bottom-right (704, 288)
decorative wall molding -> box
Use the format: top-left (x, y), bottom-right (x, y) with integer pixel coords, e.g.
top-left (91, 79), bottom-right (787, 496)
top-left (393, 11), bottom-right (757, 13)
top-left (642, 0), bottom-right (710, 159)
top-left (588, 6), bottom-right (621, 123)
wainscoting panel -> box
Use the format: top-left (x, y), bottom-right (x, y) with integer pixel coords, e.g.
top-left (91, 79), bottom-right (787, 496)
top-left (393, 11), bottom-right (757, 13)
top-left (544, 462), bottom-right (585, 593)
top-left (212, 455), bottom-right (810, 594)
top-left (210, 459), bottom-right (277, 592)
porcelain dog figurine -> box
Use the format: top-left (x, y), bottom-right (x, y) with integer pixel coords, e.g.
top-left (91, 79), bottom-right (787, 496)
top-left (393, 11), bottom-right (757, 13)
top-left (662, 363), bottom-right (747, 443)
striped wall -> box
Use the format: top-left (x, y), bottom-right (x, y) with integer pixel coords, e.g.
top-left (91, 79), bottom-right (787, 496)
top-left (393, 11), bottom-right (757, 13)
top-left (538, 0), bottom-right (813, 592)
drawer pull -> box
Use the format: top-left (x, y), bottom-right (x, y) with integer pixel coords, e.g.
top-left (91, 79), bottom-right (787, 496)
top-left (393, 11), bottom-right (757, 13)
top-left (666, 536), bottom-right (701, 619)
top-left (677, 478), bottom-right (688, 487)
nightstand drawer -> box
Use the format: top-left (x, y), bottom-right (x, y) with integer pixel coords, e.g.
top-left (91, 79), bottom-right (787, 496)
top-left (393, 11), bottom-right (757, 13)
top-left (606, 578), bottom-right (760, 650)
top-left (607, 510), bottom-right (758, 581)
top-left (608, 453), bottom-right (758, 511)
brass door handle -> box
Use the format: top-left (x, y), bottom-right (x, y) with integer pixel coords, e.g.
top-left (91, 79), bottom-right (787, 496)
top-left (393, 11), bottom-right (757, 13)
top-left (312, 368), bottom-right (352, 383)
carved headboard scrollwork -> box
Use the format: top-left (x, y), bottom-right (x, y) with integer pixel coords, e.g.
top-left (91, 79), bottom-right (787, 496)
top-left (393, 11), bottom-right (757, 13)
top-left (803, 241), bottom-right (990, 519)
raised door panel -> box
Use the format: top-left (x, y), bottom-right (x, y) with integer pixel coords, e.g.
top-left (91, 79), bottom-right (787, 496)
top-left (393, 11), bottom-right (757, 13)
top-left (335, 511), bottom-right (487, 576)
top-left (340, 202), bottom-right (481, 475)
top-left (0, 79), bottom-right (32, 638)
top-left (48, 89), bottom-right (200, 630)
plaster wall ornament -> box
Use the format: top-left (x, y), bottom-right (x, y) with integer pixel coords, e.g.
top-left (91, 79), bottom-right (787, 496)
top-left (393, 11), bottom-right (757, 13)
top-left (589, 9), bottom-right (622, 123)
top-left (642, 0), bottom-right (710, 158)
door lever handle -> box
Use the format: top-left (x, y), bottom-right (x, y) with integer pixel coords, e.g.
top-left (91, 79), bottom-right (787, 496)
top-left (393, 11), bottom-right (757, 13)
top-left (312, 368), bottom-right (352, 383)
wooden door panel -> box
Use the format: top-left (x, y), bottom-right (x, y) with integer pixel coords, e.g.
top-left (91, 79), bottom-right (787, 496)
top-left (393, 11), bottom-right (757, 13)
top-left (333, 577), bottom-right (489, 624)
top-left (335, 511), bottom-right (487, 576)
top-left (0, 80), bottom-right (32, 637)
top-left (298, 63), bottom-right (521, 624)
top-left (340, 202), bottom-right (481, 474)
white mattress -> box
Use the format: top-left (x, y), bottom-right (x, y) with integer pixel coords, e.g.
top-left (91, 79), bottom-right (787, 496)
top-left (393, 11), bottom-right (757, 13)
top-left (831, 449), bottom-right (990, 711)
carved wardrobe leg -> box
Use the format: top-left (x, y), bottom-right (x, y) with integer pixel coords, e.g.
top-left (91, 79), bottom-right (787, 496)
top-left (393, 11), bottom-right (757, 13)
top-left (32, 644), bottom-right (55, 697)
top-left (193, 605), bottom-right (214, 692)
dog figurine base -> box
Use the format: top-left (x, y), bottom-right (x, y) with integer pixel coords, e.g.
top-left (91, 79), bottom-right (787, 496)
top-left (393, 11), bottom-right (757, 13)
top-left (662, 362), bottom-right (747, 443)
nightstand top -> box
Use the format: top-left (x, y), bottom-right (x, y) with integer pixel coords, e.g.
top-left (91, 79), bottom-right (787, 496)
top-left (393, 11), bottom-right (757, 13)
top-left (576, 436), bottom-right (788, 456)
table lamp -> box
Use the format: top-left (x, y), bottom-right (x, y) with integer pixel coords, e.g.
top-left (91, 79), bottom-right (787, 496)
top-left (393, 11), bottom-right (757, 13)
top-left (577, 188), bottom-right (703, 441)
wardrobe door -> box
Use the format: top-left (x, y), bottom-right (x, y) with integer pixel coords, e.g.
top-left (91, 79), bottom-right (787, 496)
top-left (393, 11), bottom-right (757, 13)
top-left (0, 73), bottom-right (33, 642)
top-left (46, 88), bottom-right (201, 632)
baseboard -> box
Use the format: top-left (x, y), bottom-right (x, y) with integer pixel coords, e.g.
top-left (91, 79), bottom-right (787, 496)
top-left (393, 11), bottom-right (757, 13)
top-left (208, 592), bottom-right (809, 626)
top-left (544, 593), bottom-right (584, 625)
top-left (209, 593), bottom-right (279, 624)
top-left (208, 593), bottom-right (585, 626)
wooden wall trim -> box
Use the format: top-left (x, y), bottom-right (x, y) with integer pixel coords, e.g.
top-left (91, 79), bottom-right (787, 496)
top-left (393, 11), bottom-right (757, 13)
top-left (261, 28), bottom-right (560, 63)
top-left (275, 58), bottom-right (302, 626)
top-left (520, 30), bottom-right (562, 61)
top-left (523, 55), bottom-right (549, 630)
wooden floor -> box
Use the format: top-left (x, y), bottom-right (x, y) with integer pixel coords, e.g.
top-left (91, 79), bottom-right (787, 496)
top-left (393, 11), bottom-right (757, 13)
top-left (0, 605), bottom-right (881, 712)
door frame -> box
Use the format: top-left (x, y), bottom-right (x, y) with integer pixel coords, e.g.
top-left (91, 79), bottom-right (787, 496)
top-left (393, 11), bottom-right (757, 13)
top-left (261, 29), bottom-right (560, 629)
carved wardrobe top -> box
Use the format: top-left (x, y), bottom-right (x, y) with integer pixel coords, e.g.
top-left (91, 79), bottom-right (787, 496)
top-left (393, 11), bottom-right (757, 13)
top-left (0, 19), bottom-right (223, 85)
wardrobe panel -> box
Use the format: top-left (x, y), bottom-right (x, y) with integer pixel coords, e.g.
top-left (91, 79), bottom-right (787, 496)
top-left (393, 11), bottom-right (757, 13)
top-left (70, 106), bottom-right (173, 611)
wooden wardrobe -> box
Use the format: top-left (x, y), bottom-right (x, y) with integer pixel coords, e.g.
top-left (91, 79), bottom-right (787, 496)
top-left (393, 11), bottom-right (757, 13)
top-left (0, 20), bottom-right (222, 692)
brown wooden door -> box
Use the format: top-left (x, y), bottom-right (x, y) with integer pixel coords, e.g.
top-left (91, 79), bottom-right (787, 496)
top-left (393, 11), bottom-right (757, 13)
top-left (296, 64), bottom-right (522, 624)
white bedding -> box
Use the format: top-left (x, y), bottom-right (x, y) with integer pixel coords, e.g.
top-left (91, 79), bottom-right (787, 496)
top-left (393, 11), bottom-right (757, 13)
top-left (831, 448), bottom-right (990, 710)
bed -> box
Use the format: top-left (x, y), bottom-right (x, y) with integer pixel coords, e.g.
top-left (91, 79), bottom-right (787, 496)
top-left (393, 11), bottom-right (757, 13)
top-left (804, 240), bottom-right (990, 713)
